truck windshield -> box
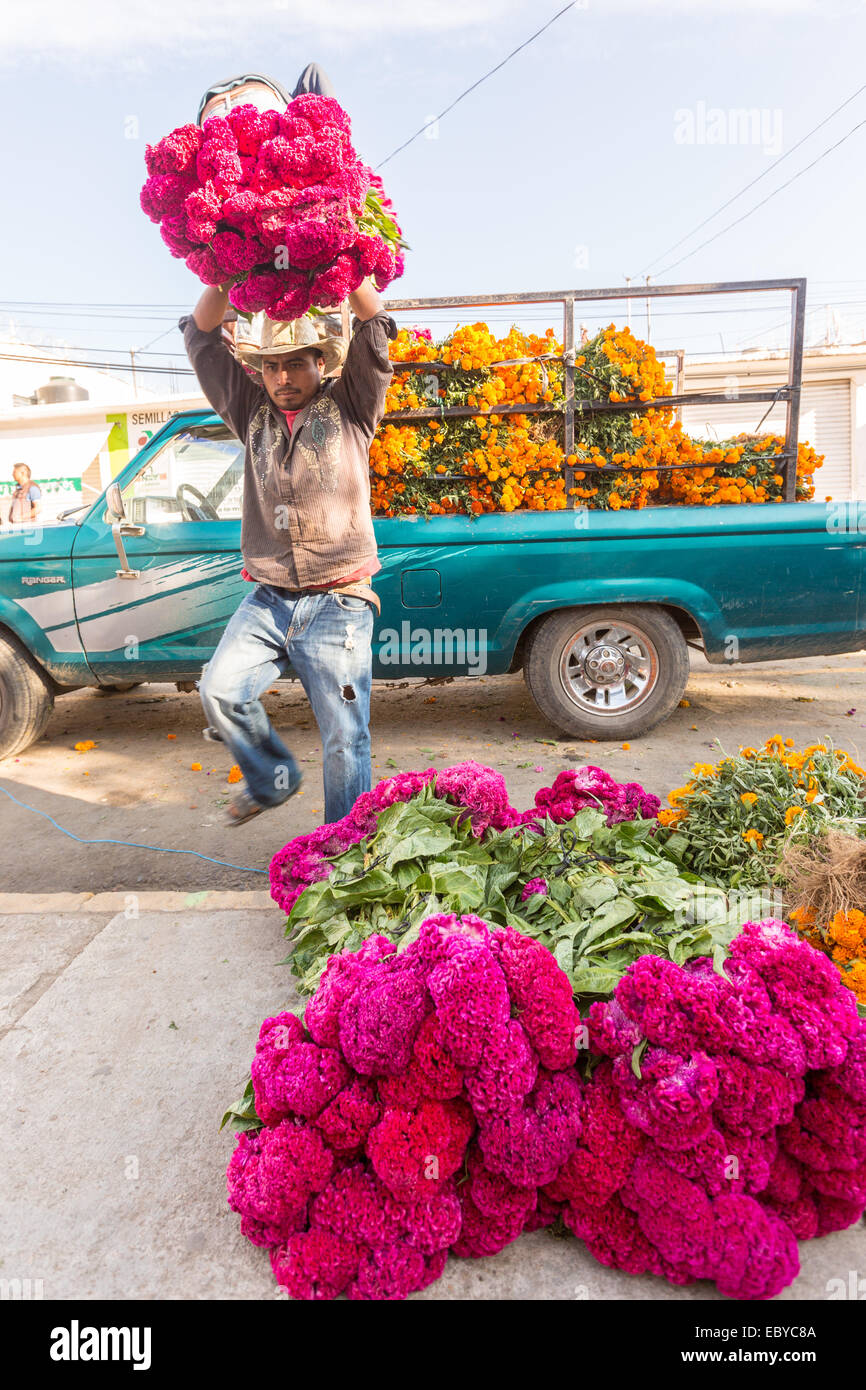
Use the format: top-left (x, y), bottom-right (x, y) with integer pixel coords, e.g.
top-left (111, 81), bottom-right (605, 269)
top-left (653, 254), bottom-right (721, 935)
top-left (120, 425), bottom-right (245, 524)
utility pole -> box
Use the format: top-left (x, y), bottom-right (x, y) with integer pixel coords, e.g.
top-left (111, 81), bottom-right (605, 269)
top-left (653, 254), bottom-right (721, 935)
top-left (645, 276), bottom-right (652, 341)
top-left (625, 276), bottom-right (632, 330)
top-left (130, 349), bottom-right (139, 399)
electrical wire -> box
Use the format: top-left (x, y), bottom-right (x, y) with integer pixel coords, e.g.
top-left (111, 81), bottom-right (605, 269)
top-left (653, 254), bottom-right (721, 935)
top-left (0, 300), bottom-right (189, 309)
top-left (0, 781), bottom-right (268, 874)
top-left (138, 324), bottom-right (182, 353)
top-left (639, 78), bottom-right (866, 278)
top-left (653, 116), bottom-right (866, 280)
top-left (0, 351), bottom-right (195, 376)
top-left (6, 301), bottom-right (866, 373)
top-left (0, 307), bottom-right (183, 322)
top-left (9, 286), bottom-right (866, 313)
top-left (376, 1), bottom-right (576, 168)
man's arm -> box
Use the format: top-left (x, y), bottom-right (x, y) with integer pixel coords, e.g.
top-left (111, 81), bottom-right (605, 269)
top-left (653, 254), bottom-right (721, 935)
top-left (192, 284), bottom-right (231, 333)
top-left (331, 278), bottom-right (397, 434)
top-left (347, 277), bottom-right (384, 324)
top-left (182, 282), bottom-right (263, 442)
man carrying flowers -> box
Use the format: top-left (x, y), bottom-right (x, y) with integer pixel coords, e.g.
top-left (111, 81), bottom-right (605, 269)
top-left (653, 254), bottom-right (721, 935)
top-left (181, 277), bottom-right (397, 826)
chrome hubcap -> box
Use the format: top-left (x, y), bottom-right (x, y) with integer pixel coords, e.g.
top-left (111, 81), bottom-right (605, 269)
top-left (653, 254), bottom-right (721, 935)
top-left (559, 621), bottom-right (659, 715)
top-left (584, 644), bottom-right (627, 685)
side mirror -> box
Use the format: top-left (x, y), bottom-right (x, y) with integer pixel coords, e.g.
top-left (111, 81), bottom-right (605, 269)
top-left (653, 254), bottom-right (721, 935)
top-left (105, 482), bottom-right (126, 521)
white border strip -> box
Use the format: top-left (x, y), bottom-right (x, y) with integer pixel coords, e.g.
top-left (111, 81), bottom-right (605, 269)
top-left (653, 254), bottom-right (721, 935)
top-left (0, 891), bottom-right (277, 913)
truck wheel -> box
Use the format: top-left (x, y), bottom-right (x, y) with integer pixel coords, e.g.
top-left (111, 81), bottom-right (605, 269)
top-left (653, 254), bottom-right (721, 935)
top-left (524, 605), bottom-right (690, 740)
top-left (0, 631), bottom-right (55, 760)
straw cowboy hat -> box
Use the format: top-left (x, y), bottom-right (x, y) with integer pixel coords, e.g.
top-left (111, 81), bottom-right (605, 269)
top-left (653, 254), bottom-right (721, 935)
top-left (236, 315), bottom-right (347, 377)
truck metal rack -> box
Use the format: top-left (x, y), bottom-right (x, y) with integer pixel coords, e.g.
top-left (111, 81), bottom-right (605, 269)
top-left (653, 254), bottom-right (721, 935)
top-left (379, 278), bottom-right (807, 505)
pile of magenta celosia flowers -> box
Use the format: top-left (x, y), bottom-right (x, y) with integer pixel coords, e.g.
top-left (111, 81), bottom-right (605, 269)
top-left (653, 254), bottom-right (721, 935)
top-left (269, 759), bottom-right (658, 915)
top-left (226, 761), bottom-right (866, 1300)
top-left (140, 94), bottom-right (404, 319)
top-left (226, 911), bottom-right (866, 1301)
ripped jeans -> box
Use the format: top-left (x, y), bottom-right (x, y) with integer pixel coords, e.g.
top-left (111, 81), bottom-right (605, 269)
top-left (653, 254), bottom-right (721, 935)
top-left (198, 583), bottom-right (374, 824)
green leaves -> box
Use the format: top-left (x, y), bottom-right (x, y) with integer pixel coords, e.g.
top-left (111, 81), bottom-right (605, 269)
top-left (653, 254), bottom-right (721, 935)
top-left (382, 821), bottom-right (456, 869)
top-left (281, 795), bottom-right (742, 1005)
top-left (573, 875), bottom-right (620, 910)
top-left (712, 943), bottom-right (731, 980)
top-left (220, 1078), bottom-right (261, 1133)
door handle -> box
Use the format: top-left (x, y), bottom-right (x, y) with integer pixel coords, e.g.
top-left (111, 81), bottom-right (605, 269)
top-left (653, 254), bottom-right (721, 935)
top-left (112, 519), bottom-right (145, 579)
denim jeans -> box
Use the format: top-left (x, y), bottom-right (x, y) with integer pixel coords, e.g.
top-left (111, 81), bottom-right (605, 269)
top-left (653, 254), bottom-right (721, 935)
top-left (199, 584), bottom-right (374, 824)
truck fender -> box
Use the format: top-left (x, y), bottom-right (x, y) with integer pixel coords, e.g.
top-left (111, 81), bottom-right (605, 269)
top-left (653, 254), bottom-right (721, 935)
top-left (499, 579), bottom-right (724, 663)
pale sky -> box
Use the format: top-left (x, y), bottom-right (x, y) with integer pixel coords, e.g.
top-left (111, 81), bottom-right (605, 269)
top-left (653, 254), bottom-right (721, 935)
top-left (2, 0), bottom-right (866, 388)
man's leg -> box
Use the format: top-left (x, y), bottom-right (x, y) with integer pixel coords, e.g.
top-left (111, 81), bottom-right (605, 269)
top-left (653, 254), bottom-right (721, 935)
top-left (199, 586), bottom-right (302, 808)
top-left (292, 63), bottom-right (336, 98)
top-left (286, 592), bottom-right (373, 824)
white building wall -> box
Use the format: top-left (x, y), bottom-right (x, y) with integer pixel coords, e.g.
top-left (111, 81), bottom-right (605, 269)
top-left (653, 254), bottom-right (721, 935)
top-left (680, 348), bottom-right (866, 501)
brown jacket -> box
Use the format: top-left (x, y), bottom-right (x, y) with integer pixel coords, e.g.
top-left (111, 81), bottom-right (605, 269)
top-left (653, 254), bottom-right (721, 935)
top-left (182, 309), bottom-right (397, 589)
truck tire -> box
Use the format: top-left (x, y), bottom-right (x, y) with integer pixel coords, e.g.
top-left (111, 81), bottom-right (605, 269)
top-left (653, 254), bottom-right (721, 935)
top-left (0, 631), bottom-right (55, 760)
top-left (524, 605), bottom-right (690, 740)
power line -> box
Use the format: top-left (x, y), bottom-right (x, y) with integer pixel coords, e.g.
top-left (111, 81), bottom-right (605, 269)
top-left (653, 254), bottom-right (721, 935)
top-left (8, 299), bottom-right (866, 367)
top-left (376, 1), bottom-right (576, 169)
top-left (639, 78), bottom-right (866, 278)
top-left (0, 307), bottom-right (182, 323)
top-left (653, 115), bottom-right (866, 279)
top-left (6, 282), bottom-right (866, 311)
top-left (0, 340), bottom-right (190, 356)
top-left (0, 351), bottom-right (194, 377)
top-left (138, 323), bottom-right (182, 353)
top-left (0, 300), bottom-right (188, 310)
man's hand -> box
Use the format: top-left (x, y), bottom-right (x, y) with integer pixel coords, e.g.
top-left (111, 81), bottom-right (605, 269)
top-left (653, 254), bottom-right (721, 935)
top-left (192, 274), bottom-right (383, 334)
top-left (192, 283), bottom-right (232, 333)
top-left (348, 277), bottom-right (384, 323)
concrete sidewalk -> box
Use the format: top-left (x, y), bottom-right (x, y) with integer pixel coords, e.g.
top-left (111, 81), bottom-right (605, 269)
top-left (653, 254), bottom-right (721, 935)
top-left (0, 894), bottom-right (860, 1302)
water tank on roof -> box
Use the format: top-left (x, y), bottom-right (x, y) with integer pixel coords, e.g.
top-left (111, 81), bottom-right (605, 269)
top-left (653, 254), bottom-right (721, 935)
top-left (35, 375), bottom-right (89, 405)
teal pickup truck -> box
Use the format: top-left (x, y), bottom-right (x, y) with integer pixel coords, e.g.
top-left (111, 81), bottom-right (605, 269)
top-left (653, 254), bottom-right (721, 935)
top-left (0, 406), bottom-right (863, 761)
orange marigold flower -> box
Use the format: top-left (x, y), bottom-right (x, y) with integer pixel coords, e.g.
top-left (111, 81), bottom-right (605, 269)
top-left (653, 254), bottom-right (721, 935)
top-left (667, 786), bottom-right (692, 807)
top-left (789, 906), bottom-right (817, 927)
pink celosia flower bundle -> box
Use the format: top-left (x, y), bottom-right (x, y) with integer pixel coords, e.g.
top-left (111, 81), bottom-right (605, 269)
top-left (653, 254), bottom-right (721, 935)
top-left (226, 916), bottom-right (866, 1300)
top-left (140, 94), bottom-right (404, 318)
top-left (268, 760), bottom-right (660, 915)
top-left (227, 913), bottom-right (581, 1299)
top-left (529, 765), bottom-right (660, 825)
top-left (554, 918), bottom-right (866, 1299)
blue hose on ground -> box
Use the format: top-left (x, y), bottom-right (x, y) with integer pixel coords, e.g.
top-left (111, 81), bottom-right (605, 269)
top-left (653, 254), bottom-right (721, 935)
top-left (0, 781), bottom-right (269, 875)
